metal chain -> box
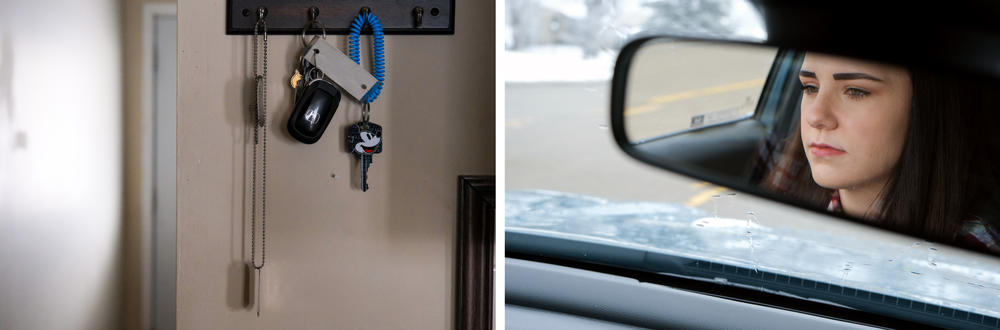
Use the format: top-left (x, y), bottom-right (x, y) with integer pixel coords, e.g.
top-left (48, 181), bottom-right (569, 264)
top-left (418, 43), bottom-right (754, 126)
top-left (250, 8), bottom-right (267, 270)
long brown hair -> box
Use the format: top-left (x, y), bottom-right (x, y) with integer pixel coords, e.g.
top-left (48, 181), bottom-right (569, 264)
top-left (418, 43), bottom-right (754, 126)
top-left (762, 67), bottom-right (1000, 243)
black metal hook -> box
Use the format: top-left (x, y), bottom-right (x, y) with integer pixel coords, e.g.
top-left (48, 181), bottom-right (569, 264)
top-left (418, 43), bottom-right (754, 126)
top-left (300, 7), bottom-right (327, 47)
top-left (413, 7), bottom-right (424, 28)
top-left (308, 6), bottom-right (319, 21)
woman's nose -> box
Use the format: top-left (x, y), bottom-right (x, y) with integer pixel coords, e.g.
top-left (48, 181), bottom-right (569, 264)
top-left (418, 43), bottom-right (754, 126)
top-left (802, 92), bottom-right (838, 130)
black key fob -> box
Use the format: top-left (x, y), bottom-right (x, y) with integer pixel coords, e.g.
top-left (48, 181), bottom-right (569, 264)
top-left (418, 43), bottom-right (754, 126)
top-left (287, 79), bottom-right (341, 144)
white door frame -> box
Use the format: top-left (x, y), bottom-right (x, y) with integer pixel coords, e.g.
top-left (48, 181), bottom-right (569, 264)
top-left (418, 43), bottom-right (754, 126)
top-left (142, 3), bottom-right (177, 330)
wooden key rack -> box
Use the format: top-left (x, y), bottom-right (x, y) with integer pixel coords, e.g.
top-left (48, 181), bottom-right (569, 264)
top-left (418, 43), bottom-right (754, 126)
top-left (226, 0), bottom-right (455, 35)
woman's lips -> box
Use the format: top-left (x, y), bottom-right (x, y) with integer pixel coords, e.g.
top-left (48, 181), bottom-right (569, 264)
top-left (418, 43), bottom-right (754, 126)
top-left (809, 142), bottom-right (846, 156)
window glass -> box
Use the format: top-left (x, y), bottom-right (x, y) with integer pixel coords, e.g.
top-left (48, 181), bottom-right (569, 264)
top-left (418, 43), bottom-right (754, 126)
top-left (506, 0), bottom-right (1000, 326)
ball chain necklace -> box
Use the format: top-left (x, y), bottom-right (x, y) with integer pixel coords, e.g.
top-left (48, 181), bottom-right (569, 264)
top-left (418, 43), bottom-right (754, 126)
top-left (249, 7), bottom-right (268, 318)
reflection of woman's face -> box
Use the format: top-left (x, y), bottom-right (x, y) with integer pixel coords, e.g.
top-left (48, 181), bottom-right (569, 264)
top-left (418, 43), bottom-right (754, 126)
top-left (799, 53), bottom-right (912, 191)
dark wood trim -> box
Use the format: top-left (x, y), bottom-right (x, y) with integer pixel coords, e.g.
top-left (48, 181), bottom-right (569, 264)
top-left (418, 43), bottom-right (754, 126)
top-left (456, 176), bottom-right (495, 330)
top-left (225, 0), bottom-right (456, 35)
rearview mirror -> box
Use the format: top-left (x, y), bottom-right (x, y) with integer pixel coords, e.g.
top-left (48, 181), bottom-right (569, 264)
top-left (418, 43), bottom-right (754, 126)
top-left (611, 36), bottom-right (1000, 254)
top-left (615, 39), bottom-right (781, 182)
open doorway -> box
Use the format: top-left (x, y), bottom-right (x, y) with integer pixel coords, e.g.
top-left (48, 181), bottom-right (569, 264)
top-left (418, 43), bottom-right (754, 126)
top-left (143, 3), bottom-right (177, 330)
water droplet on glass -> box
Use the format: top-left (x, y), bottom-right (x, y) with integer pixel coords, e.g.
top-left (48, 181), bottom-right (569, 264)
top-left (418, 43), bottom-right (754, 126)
top-left (745, 211), bottom-right (758, 273)
top-left (841, 262), bottom-right (854, 281)
top-left (711, 196), bottom-right (719, 220)
top-left (926, 245), bottom-right (938, 268)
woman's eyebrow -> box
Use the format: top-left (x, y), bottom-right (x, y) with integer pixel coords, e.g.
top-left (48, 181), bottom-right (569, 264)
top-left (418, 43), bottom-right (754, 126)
top-left (798, 70), bottom-right (883, 82)
top-left (833, 72), bottom-right (883, 82)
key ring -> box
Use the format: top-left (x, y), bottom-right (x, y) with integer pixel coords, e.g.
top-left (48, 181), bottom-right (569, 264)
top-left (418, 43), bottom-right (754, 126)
top-left (300, 7), bottom-right (327, 48)
top-left (361, 103), bottom-right (371, 128)
top-left (306, 76), bottom-right (326, 86)
top-left (305, 44), bottom-right (324, 82)
top-left (307, 67), bottom-right (323, 81)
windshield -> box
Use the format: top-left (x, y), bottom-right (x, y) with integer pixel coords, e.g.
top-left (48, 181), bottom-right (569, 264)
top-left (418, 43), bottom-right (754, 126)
top-left (505, 0), bottom-right (1000, 327)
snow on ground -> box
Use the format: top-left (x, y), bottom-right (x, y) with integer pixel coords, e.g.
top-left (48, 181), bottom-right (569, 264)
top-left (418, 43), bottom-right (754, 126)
top-left (505, 45), bottom-right (616, 83)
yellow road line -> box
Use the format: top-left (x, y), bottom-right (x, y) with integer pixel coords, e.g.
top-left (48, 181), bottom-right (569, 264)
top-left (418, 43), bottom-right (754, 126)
top-left (506, 117), bottom-right (535, 128)
top-left (689, 181), bottom-right (710, 188)
top-left (625, 78), bottom-right (766, 117)
top-left (685, 186), bottom-right (728, 207)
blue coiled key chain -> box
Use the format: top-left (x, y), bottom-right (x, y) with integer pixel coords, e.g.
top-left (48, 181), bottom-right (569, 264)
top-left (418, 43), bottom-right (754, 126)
top-left (346, 9), bottom-right (385, 192)
top-left (348, 10), bottom-right (385, 104)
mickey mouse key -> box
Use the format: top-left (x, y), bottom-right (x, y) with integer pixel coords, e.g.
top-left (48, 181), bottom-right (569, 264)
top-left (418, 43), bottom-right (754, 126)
top-left (347, 121), bottom-right (382, 191)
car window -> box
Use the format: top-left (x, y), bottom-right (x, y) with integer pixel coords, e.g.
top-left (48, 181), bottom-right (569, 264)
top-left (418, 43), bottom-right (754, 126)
top-left (506, 0), bottom-right (764, 202)
top-left (506, 0), bottom-right (1000, 327)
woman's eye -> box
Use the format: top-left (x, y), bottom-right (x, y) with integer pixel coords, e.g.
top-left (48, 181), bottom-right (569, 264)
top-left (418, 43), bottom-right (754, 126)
top-left (845, 87), bottom-right (870, 99)
top-left (802, 84), bottom-right (818, 95)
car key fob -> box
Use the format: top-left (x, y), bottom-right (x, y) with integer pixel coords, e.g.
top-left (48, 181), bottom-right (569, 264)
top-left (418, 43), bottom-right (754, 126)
top-left (287, 79), bottom-right (341, 144)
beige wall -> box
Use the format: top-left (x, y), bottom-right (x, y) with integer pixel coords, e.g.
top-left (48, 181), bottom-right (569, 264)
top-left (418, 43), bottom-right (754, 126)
top-left (177, 0), bottom-right (494, 328)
